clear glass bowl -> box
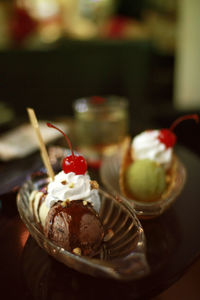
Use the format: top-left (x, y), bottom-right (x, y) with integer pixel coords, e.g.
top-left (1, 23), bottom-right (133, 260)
top-left (17, 173), bottom-right (149, 281)
top-left (100, 151), bottom-right (186, 218)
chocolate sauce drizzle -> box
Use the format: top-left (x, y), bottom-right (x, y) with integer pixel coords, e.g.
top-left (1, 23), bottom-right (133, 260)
top-left (47, 201), bottom-right (96, 252)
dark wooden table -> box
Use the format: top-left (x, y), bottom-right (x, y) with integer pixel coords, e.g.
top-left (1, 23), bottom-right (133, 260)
top-left (0, 141), bottom-right (200, 300)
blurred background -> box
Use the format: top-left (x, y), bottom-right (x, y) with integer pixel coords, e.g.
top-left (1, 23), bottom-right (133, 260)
top-left (0, 0), bottom-right (199, 133)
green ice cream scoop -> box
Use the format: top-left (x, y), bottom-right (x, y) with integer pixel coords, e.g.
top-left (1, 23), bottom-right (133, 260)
top-left (125, 159), bottom-right (166, 202)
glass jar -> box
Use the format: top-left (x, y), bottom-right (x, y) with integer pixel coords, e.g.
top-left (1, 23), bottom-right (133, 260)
top-left (73, 95), bottom-right (129, 167)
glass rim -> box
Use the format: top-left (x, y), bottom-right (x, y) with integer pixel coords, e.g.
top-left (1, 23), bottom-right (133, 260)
top-left (73, 95), bottom-right (128, 113)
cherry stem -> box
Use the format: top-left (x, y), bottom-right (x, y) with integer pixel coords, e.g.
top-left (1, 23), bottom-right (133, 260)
top-left (47, 123), bottom-right (74, 158)
top-left (169, 114), bottom-right (199, 132)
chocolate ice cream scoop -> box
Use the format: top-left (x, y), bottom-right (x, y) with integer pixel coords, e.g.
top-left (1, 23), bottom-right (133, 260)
top-left (44, 200), bottom-right (104, 256)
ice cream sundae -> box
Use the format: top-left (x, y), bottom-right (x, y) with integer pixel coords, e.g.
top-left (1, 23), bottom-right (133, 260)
top-left (120, 114), bottom-right (199, 203)
top-left (29, 123), bottom-right (104, 256)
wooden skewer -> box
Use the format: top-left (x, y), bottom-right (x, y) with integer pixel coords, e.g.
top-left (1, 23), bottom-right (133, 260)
top-left (27, 107), bottom-right (55, 181)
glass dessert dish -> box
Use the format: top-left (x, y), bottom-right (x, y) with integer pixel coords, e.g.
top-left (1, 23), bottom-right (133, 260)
top-left (100, 148), bottom-right (186, 219)
top-left (100, 115), bottom-right (198, 219)
top-left (17, 172), bottom-right (149, 281)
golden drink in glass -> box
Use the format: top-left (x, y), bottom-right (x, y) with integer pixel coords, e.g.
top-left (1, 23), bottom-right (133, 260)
top-left (73, 96), bottom-right (129, 167)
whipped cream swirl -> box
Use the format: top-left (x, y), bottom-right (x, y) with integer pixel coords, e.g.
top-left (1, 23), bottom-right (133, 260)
top-left (131, 130), bottom-right (172, 169)
top-left (45, 171), bottom-right (100, 212)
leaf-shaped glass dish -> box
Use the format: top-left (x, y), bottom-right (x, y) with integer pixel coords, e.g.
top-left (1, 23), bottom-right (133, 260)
top-left (100, 150), bottom-right (186, 218)
top-left (17, 173), bottom-right (149, 281)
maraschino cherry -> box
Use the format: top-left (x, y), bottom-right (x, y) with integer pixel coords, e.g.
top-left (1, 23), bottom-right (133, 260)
top-left (47, 123), bottom-right (87, 175)
top-left (158, 114), bottom-right (199, 149)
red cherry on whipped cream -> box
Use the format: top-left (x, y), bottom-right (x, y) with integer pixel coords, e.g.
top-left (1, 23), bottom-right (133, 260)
top-left (158, 129), bottom-right (176, 149)
top-left (62, 155), bottom-right (87, 175)
top-left (158, 114), bottom-right (199, 149)
top-left (47, 123), bottom-right (87, 175)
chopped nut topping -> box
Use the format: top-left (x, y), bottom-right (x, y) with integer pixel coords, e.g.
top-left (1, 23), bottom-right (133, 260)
top-left (104, 229), bottom-right (114, 242)
top-left (73, 247), bottom-right (82, 255)
top-left (90, 180), bottom-right (99, 190)
top-left (61, 180), bottom-right (67, 185)
top-left (82, 200), bottom-right (88, 206)
top-left (61, 199), bottom-right (70, 207)
top-left (68, 182), bottom-right (74, 188)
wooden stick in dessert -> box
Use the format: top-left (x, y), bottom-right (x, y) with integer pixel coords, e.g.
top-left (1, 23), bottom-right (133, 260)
top-left (27, 108), bottom-right (55, 181)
